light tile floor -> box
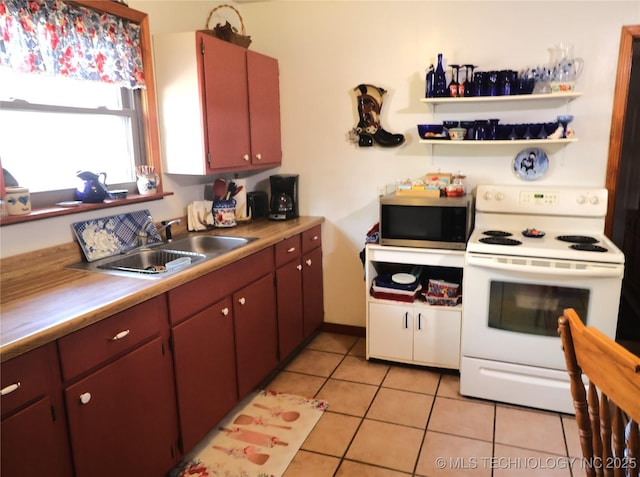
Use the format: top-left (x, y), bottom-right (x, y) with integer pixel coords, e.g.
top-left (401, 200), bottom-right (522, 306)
top-left (264, 332), bottom-right (585, 477)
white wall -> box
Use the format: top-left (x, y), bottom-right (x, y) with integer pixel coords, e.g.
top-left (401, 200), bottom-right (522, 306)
top-left (2, 1), bottom-right (638, 329)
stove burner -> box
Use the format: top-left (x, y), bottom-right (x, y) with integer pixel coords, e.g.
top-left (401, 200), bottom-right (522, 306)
top-left (479, 237), bottom-right (522, 246)
top-left (556, 235), bottom-right (599, 244)
top-left (570, 244), bottom-right (608, 253)
top-left (483, 230), bottom-right (513, 237)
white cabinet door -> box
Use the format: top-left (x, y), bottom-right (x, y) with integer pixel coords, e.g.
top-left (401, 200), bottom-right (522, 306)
top-left (368, 302), bottom-right (413, 361)
top-left (413, 307), bottom-right (461, 368)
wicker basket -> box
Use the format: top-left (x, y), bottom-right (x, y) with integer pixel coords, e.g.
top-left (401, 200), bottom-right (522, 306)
top-left (203, 4), bottom-right (252, 48)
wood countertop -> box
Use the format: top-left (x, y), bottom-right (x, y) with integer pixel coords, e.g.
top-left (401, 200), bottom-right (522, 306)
top-left (0, 216), bottom-right (324, 363)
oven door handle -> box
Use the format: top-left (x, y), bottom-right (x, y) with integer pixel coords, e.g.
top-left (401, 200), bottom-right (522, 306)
top-left (466, 255), bottom-right (623, 278)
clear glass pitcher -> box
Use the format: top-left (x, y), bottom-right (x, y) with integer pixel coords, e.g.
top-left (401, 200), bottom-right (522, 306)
top-left (549, 43), bottom-right (584, 82)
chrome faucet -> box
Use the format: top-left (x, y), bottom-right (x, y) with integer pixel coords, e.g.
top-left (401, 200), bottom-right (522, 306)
top-left (157, 218), bottom-right (181, 242)
top-left (124, 217), bottom-right (181, 254)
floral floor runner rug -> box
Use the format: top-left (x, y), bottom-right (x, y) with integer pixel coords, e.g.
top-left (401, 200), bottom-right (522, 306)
top-left (170, 390), bottom-right (328, 477)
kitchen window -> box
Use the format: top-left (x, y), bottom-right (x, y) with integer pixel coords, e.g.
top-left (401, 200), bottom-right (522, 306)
top-left (0, 68), bottom-right (145, 193)
top-left (0, 0), bottom-right (163, 223)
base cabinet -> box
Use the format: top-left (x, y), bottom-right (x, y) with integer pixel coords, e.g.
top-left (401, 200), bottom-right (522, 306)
top-left (171, 296), bottom-right (238, 453)
top-left (64, 338), bottom-right (177, 477)
top-left (302, 246), bottom-right (324, 337)
top-left (234, 273), bottom-right (279, 397)
top-left (1, 343), bottom-right (73, 477)
top-left (275, 235), bottom-right (304, 361)
top-left (58, 296), bottom-right (178, 477)
top-left (168, 247), bottom-right (278, 450)
top-left (365, 244), bottom-right (463, 369)
top-left (368, 302), bottom-right (461, 368)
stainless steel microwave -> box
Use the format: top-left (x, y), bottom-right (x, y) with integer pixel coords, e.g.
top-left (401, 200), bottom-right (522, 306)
top-left (379, 192), bottom-right (474, 250)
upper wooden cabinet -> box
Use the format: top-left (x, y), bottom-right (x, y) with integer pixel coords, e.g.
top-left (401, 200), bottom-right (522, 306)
top-left (153, 32), bottom-right (282, 174)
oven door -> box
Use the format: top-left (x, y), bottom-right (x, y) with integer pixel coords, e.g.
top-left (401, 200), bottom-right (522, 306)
top-left (462, 252), bottom-right (624, 370)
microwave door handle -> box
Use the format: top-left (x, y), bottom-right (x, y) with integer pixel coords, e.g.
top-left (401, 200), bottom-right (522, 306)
top-left (466, 255), bottom-right (623, 278)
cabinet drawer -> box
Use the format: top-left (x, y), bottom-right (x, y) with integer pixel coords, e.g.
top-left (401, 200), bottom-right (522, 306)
top-left (58, 295), bottom-right (167, 381)
top-left (1, 343), bottom-right (57, 417)
top-left (168, 247), bottom-right (274, 324)
top-left (302, 225), bottom-right (322, 254)
top-left (275, 235), bottom-right (301, 268)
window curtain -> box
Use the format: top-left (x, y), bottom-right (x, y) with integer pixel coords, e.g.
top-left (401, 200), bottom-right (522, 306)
top-left (0, 0), bottom-right (145, 89)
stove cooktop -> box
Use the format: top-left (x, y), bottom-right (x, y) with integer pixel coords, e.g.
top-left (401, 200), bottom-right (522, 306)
top-left (467, 227), bottom-right (624, 264)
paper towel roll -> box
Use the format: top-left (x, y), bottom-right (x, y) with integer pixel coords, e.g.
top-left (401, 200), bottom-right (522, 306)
top-left (232, 179), bottom-right (248, 220)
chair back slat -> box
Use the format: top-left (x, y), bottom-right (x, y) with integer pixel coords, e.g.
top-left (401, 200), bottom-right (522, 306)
top-left (558, 308), bottom-right (640, 477)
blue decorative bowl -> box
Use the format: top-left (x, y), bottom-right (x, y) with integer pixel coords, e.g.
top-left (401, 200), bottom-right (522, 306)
top-left (417, 124), bottom-right (445, 139)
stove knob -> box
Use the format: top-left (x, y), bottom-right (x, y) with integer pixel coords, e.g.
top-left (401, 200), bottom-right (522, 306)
top-left (483, 191), bottom-right (494, 200)
top-left (589, 195), bottom-right (599, 205)
top-left (495, 192), bottom-right (504, 201)
top-left (576, 195), bottom-right (586, 204)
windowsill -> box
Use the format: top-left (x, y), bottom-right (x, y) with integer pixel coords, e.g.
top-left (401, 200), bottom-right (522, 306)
top-left (0, 192), bottom-right (173, 226)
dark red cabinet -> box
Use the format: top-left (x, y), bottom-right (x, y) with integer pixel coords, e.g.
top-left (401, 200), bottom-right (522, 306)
top-left (234, 272), bottom-right (278, 397)
top-left (1, 343), bottom-right (73, 477)
top-left (171, 296), bottom-right (238, 452)
top-left (275, 235), bottom-right (304, 361)
top-left (64, 337), bottom-right (177, 477)
top-left (303, 246), bottom-right (325, 337)
top-left (58, 295), bottom-right (178, 477)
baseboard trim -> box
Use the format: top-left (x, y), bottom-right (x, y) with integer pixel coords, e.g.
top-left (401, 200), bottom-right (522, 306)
top-left (320, 322), bottom-right (366, 338)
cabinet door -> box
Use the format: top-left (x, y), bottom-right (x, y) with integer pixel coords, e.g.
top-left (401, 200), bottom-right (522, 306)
top-left (234, 273), bottom-right (278, 398)
top-left (302, 246), bottom-right (324, 337)
top-left (172, 297), bottom-right (238, 452)
top-left (247, 50), bottom-right (282, 168)
top-left (368, 302), bottom-right (413, 361)
top-left (200, 33), bottom-right (251, 172)
top-left (1, 396), bottom-right (72, 477)
top-left (413, 308), bottom-right (461, 369)
top-left (276, 260), bottom-right (304, 360)
top-left (1, 343), bottom-right (73, 477)
top-left (65, 338), bottom-right (177, 477)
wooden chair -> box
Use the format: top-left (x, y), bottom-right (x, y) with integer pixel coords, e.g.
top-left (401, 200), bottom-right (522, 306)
top-left (558, 308), bottom-right (640, 477)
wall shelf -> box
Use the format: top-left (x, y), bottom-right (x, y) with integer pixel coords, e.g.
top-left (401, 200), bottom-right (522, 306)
top-left (419, 138), bottom-right (578, 146)
top-left (420, 92), bottom-right (582, 106)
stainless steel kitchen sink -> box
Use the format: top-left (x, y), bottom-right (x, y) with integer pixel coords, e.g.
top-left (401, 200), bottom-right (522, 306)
top-left (68, 235), bottom-right (258, 279)
top-left (97, 249), bottom-right (206, 275)
top-left (166, 235), bottom-right (258, 255)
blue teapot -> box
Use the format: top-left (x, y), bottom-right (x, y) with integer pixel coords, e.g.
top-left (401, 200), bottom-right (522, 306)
top-left (76, 170), bottom-right (109, 203)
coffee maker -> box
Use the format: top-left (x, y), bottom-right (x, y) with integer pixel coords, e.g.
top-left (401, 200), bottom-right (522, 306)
top-left (269, 174), bottom-right (299, 221)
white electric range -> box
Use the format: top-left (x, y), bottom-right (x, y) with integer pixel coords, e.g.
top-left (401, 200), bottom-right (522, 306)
top-left (460, 184), bottom-right (625, 413)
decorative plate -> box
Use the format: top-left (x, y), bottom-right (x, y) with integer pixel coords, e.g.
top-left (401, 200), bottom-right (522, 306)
top-left (513, 148), bottom-right (549, 181)
top-left (72, 210), bottom-right (162, 261)
top-left (392, 273), bottom-right (417, 284)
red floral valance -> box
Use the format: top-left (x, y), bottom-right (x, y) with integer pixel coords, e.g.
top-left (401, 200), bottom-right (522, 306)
top-left (0, 0), bottom-right (145, 89)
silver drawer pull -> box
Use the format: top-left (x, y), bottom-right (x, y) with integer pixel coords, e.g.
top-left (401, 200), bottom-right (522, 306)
top-left (110, 330), bottom-right (130, 341)
top-left (312, 235), bottom-right (319, 241)
top-left (221, 307), bottom-right (229, 316)
top-left (287, 247), bottom-right (296, 253)
top-left (1, 382), bottom-right (20, 396)
top-left (79, 392), bottom-right (92, 405)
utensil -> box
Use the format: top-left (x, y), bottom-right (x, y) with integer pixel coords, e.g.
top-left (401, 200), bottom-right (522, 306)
top-left (252, 403), bottom-right (300, 422)
top-left (213, 178), bottom-right (227, 200)
top-left (233, 414), bottom-right (292, 430)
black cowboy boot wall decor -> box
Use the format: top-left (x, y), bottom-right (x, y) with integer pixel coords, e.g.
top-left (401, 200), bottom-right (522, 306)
top-left (349, 84), bottom-right (405, 148)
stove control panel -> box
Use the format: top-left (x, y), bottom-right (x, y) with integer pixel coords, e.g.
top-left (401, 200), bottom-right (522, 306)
top-left (519, 191), bottom-right (559, 206)
top-left (476, 185), bottom-right (608, 217)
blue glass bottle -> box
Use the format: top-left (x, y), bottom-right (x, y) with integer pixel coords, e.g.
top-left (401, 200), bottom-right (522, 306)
top-left (434, 54), bottom-right (448, 97)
